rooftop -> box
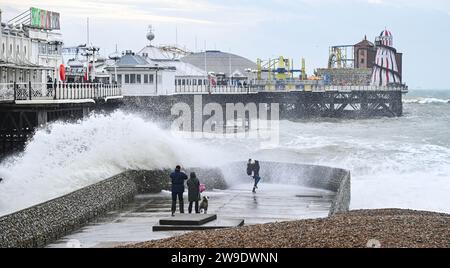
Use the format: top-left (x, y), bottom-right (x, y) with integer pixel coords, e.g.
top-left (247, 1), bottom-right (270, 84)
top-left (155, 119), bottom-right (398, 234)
top-left (181, 50), bottom-right (256, 77)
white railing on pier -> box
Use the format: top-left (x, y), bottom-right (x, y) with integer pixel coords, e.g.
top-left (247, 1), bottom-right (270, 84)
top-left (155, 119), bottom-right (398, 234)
top-left (54, 83), bottom-right (122, 100)
top-left (0, 82), bottom-right (122, 102)
top-left (175, 85), bottom-right (255, 94)
top-left (0, 83), bottom-right (15, 101)
top-left (323, 85), bottom-right (407, 92)
top-left (174, 82), bottom-right (407, 95)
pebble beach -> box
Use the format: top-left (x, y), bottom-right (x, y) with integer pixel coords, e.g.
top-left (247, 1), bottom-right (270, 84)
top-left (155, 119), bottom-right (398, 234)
top-left (126, 209), bottom-right (450, 248)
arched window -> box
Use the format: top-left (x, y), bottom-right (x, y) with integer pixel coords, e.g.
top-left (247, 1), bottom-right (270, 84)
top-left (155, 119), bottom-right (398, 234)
top-left (9, 44), bottom-right (13, 56)
top-left (24, 46), bottom-right (27, 57)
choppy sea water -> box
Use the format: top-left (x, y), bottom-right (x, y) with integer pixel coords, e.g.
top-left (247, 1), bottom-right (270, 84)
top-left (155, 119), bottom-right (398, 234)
top-left (0, 89), bottom-right (449, 216)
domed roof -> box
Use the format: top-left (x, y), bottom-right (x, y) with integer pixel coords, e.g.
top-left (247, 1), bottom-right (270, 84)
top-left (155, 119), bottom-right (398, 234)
top-left (378, 29), bottom-right (393, 47)
top-left (181, 50), bottom-right (256, 77)
top-left (380, 29), bottom-right (392, 37)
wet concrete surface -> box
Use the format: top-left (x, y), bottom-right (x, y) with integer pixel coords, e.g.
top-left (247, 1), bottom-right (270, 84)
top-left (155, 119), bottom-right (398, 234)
top-left (48, 183), bottom-right (334, 248)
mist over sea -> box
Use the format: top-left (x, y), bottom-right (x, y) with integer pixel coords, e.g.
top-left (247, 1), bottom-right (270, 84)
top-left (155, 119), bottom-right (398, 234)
top-left (0, 90), bottom-right (449, 216)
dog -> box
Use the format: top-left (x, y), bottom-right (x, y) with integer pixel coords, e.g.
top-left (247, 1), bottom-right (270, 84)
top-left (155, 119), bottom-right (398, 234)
top-left (199, 196), bottom-right (209, 214)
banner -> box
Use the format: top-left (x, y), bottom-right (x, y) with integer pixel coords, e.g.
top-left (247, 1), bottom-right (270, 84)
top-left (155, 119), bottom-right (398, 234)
top-left (30, 7), bottom-right (60, 30)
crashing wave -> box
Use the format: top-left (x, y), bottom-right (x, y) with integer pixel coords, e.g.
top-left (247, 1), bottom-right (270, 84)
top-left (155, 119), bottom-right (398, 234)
top-left (403, 98), bottom-right (450, 104)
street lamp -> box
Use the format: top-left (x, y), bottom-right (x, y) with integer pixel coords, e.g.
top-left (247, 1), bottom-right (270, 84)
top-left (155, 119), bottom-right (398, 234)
top-left (108, 45), bottom-right (121, 84)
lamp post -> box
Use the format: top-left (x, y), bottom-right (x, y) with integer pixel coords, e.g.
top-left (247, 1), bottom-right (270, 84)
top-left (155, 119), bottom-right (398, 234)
top-left (108, 45), bottom-right (121, 84)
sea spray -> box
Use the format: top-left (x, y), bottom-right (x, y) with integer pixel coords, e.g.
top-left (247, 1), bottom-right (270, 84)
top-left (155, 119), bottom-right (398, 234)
top-left (0, 111), bottom-right (231, 216)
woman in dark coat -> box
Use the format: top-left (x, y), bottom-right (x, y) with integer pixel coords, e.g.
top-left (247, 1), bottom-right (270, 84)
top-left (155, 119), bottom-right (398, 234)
top-left (187, 172), bottom-right (201, 214)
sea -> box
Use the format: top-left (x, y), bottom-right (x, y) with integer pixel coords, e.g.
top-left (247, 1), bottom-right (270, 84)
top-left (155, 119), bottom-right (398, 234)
top-left (0, 89), bottom-right (449, 216)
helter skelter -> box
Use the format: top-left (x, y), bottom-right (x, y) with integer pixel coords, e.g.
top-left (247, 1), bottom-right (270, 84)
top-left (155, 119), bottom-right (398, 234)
top-left (371, 29), bottom-right (402, 86)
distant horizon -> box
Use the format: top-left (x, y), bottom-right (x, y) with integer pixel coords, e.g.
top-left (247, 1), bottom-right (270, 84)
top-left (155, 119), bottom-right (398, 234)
top-left (1, 0), bottom-right (450, 89)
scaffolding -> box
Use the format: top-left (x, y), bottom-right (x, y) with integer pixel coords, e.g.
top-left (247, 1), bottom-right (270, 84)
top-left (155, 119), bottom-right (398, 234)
top-left (328, 45), bottom-right (354, 69)
top-left (256, 56), bottom-right (307, 81)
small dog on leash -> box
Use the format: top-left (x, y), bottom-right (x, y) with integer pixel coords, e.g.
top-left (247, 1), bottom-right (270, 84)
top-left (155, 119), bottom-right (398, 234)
top-left (199, 196), bottom-right (209, 214)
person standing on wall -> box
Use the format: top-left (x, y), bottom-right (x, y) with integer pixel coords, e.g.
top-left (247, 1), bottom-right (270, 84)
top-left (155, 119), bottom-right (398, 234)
top-left (170, 165), bottom-right (188, 216)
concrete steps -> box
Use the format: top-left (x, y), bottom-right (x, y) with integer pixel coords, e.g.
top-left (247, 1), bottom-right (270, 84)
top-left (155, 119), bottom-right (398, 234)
top-left (153, 214), bottom-right (244, 231)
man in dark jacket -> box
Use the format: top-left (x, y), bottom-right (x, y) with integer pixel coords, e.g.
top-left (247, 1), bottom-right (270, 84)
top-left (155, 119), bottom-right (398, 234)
top-left (247, 159), bottom-right (262, 193)
top-left (170, 165), bottom-right (188, 216)
top-left (252, 160), bottom-right (261, 193)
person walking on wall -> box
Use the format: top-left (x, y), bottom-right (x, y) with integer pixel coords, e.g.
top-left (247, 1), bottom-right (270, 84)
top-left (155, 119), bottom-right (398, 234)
top-left (187, 172), bottom-right (201, 214)
top-left (247, 159), bottom-right (262, 193)
top-left (170, 165), bottom-right (188, 216)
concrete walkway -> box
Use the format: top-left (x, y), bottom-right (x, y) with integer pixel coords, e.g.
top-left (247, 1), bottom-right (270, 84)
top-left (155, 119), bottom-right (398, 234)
top-left (48, 183), bottom-right (334, 248)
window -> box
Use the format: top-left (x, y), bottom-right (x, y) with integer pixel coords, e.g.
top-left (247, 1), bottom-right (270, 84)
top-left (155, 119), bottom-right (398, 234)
top-left (149, 74), bottom-right (154, 84)
top-left (144, 74), bottom-right (149, 84)
top-left (2, 43), bottom-right (5, 57)
top-left (136, 74), bottom-right (141, 84)
top-left (117, 74), bottom-right (122, 83)
top-left (130, 74), bottom-right (136, 84)
top-left (10, 44), bottom-right (13, 56)
top-left (193, 79), bottom-right (197, 86)
top-left (125, 74), bottom-right (130, 84)
top-left (24, 46), bottom-right (27, 57)
top-left (198, 79), bottom-right (202, 86)
top-left (182, 79), bottom-right (186, 86)
top-left (360, 58), bottom-right (365, 64)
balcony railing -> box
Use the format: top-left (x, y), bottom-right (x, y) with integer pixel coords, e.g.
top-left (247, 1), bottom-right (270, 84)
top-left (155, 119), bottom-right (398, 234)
top-left (174, 83), bottom-right (407, 94)
top-left (175, 84), bottom-right (255, 94)
top-left (0, 82), bottom-right (122, 102)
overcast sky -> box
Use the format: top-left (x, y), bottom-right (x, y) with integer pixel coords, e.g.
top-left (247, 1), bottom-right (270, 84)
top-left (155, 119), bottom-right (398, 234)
top-left (1, 0), bottom-right (449, 89)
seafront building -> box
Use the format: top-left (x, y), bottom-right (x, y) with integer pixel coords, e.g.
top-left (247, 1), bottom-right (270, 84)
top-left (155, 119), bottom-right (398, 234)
top-left (105, 27), bottom-right (255, 96)
top-left (0, 8), bottom-right (63, 89)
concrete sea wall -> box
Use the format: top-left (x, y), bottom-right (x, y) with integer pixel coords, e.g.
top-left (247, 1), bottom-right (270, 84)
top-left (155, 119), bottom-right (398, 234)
top-left (0, 172), bottom-right (137, 248)
top-left (220, 161), bottom-right (351, 216)
top-left (0, 162), bottom-right (350, 248)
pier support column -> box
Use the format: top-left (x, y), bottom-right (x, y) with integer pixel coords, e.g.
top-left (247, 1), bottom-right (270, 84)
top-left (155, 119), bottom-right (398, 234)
top-left (37, 110), bottom-right (48, 127)
top-left (360, 92), bottom-right (369, 115)
top-left (82, 107), bottom-right (90, 118)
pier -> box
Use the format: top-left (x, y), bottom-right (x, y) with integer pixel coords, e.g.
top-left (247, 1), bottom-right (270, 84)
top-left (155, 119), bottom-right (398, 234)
top-left (0, 82), bottom-right (122, 158)
top-left (124, 84), bottom-right (406, 123)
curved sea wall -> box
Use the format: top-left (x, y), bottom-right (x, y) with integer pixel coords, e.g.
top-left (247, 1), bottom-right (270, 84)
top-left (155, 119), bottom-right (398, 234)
top-left (0, 168), bottom-right (228, 248)
top-left (0, 162), bottom-right (350, 248)
top-left (220, 161), bottom-right (351, 216)
top-left (0, 173), bottom-right (137, 248)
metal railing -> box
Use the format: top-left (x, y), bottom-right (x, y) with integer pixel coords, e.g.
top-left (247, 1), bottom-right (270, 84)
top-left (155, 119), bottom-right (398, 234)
top-left (173, 83), bottom-right (407, 94)
top-left (175, 85), bottom-right (255, 94)
top-left (0, 82), bottom-right (122, 102)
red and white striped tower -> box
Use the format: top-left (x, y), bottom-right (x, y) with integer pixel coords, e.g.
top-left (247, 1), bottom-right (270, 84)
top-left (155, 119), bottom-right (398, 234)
top-left (371, 30), bottom-right (401, 86)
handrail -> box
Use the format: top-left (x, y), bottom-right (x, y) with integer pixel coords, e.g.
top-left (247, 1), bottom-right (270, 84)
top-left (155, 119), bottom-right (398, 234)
top-left (173, 83), bottom-right (407, 94)
top-left (0, 82), bottom-right (122, 102)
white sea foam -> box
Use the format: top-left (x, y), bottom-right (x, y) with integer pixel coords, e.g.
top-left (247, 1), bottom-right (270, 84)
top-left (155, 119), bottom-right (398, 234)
top-left (0, 111), bottom-right (230, 216)
top-left (1, 98), bottom-right (450, 216)
top-left (404, 97), bottom-right (450, 104)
